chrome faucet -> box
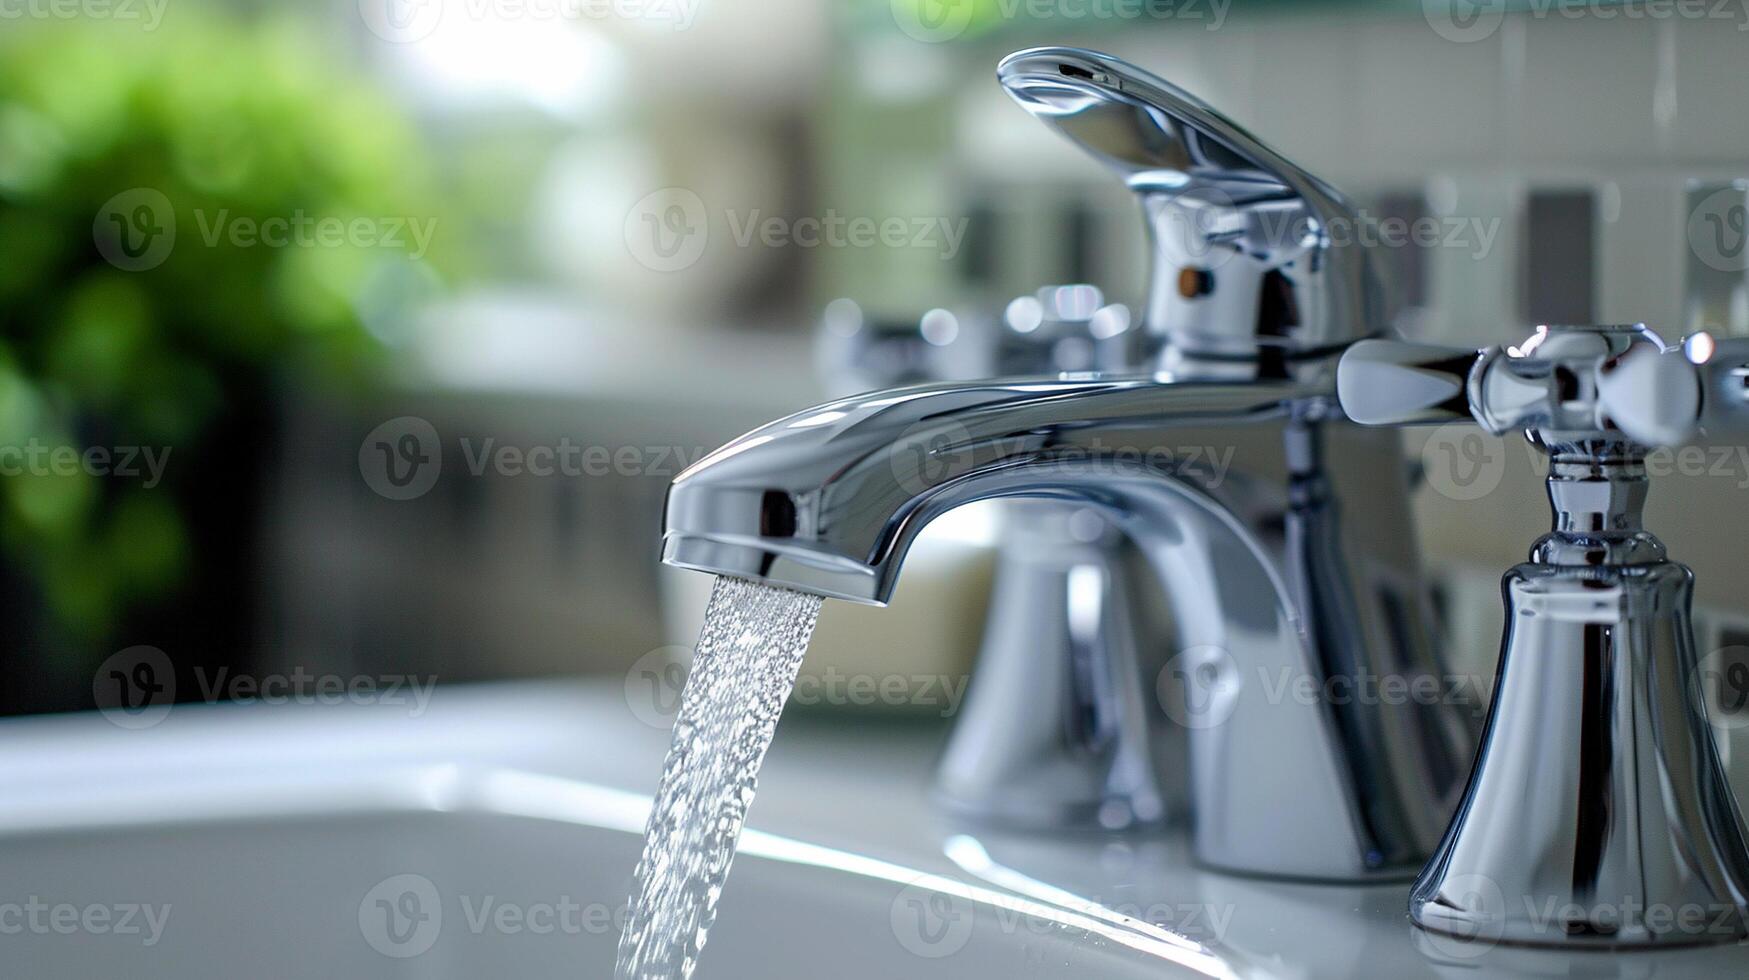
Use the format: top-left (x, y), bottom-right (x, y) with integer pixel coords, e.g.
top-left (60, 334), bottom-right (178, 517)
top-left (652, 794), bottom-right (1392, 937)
top-left (1342, 324), bottom-right (1749, 947)
top-left (662, 47), bottom-right (1477, 881)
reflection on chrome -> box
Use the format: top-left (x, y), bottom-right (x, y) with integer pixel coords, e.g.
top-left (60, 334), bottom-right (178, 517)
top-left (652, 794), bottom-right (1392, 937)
top-left (663, 46), bottom-right (1478, 882)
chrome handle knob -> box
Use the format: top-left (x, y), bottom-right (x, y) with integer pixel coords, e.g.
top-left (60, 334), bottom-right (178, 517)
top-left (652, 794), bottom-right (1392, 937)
top-left (998, 47), bottom-right (1382, 366)
top-left (1338, 325), bottom-right (1722, 450)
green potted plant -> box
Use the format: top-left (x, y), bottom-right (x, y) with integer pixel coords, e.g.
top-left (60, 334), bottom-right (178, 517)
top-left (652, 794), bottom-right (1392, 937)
top-left (0, 12), bottom-right (449, 713)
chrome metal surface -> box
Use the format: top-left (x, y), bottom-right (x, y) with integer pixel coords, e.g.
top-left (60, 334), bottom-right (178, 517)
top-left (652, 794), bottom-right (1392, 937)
top-left (933, 503), bottom-right (1176, 830)
top-left (816, 289), bottom-right (1178, 830)
top-left (997, 47), bottom-right (1384, 367)
top-left (663, 367), bottom-right (1475, 879)
top-left (663, 48), bottom-right (1476, 881)
top-left (1340, 324), bottom-right (1749, 948)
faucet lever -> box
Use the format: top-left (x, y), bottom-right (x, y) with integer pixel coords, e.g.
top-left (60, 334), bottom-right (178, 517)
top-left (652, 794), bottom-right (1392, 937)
top-left (1335, 339), bottom-right (1481, 426)
top-left (998, 47), bottom-right (1382, 367)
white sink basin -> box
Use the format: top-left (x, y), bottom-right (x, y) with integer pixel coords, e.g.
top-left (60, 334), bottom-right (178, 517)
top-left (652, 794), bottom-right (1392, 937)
top-left (1, 683), bottom-right (1743, 978)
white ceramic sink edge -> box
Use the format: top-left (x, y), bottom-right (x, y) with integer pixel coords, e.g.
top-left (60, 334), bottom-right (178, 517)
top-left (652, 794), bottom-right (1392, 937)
top-left (0, 682), bottom-right (1744, 978)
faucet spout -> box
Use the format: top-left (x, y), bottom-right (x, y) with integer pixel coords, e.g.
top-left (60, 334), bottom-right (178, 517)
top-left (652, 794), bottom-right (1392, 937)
top-left (662, 374), bottom-right (1324, 604)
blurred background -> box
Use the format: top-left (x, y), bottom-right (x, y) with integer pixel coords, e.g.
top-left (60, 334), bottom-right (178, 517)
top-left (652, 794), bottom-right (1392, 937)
top-left (4, 0), bottom-right (1749, 718)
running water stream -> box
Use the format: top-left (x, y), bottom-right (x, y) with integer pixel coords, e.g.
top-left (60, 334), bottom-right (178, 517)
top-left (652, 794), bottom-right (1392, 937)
top-left (614, 576), bottom-right (824, 980)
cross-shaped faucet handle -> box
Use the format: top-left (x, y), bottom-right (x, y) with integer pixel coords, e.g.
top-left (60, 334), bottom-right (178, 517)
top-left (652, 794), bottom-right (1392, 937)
top-left (1338, 324), bottom-right (1749, 452)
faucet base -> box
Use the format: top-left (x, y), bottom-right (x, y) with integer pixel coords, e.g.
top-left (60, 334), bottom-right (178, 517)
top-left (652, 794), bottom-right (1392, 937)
top-left (1411, 562), bottom-right (1749, 949)
top-left (934, 503), bottom-right (1179, 832)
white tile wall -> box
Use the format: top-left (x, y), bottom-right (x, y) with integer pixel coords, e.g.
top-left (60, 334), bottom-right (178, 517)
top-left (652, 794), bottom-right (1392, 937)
top-left (1353, 19), bottom-right (1508, 172)
top-left (1512, 15), bottom-right (1667, 164)
top-left (1423, 174), bottom-right (1523, 345)
top-left (1247, 21), bottom-right (1362, 178)
top-left (1597, 173), bottom-right (1686, 326)
top-left (1669, 16), bottom-right (1749, 162)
